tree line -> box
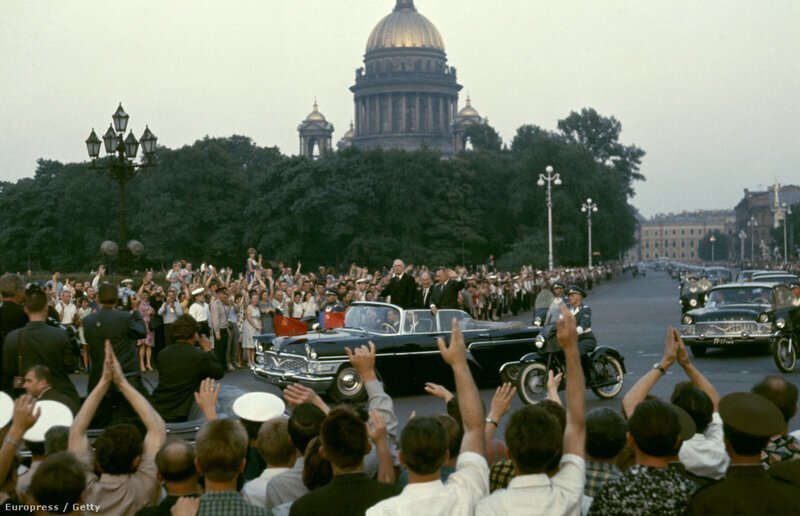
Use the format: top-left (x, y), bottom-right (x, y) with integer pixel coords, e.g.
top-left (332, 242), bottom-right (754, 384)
top-left (0, 108), bottom-right (646, 273)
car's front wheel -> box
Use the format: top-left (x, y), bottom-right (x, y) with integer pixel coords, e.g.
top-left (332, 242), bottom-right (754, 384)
top-left (328, 366), bottom-right (367, 402)
top-left (516, 362), bottom-right (549, 405)
top-left (689, 345), bottom-right (707, 357)
top-left (772, 337), bottom-right (796, 373)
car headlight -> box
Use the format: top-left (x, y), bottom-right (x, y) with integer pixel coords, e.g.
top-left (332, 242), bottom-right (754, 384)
top-left (681, 315), bottom-right (693, 325)
top-left (535, 335), bottom-right (545, 349)
top-left (776, 318), bottom-right (786, 329)
top-left (306, 361), bottom-right (338, 374)
top-left (689, 299), bottom-right (698, 307)
top-left (758, 313), bottom-right (770, 323)
top-left (533, 316), bottom-right (542, 326)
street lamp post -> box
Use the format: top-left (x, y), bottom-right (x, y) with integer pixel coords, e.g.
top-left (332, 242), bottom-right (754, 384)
top-left (747, 217), bottom-right (758, 261)
top-left (782, 203), bottom-right (792, 265)
top-left (581, 198), bottom-right (598, 268)
top-left (537, 165), bottom-right (561, 271)
top-left (709, 234), bottom-right (716, 263)
top-left (85, 104), bottom-right (157, 271)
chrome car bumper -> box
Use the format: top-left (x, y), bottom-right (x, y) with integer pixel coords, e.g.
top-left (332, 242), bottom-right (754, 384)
top-left (252, 366), bottom-right (334, 390)
top-left (680, 322), bottom-right (774, 344)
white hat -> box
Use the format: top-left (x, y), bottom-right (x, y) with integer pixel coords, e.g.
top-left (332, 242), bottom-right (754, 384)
top-left (191, 287), bottom-right (205, 296)
top-left (122, 278), bottom-right (134, 285)
top-left (24, 400), bottom-right (74, 442)
top-left (232, 392), bottom-right (285, 422)
top-left (0, 392), bottom-right (13, 428)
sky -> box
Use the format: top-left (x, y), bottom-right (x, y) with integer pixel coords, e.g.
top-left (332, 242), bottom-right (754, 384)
top-left (1, 0), bottom-right (798, 218)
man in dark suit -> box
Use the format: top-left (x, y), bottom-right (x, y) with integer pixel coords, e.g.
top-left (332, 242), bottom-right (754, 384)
top-left (380, 259), bottom-right (417, 309)
top-left (0, 273), bottom-right (28, 388)
top-left (431, 268), bottom-right (465, 311)
top-left (2, 286), bottom-right (80, 408)
top-left (415, 272), bottom-right (435, 309)
top-left (289, 406), bottom-right (400, 515)
top-left (82, 282), bottom-right (147, 426)
top-left (687, 392), bottom-right (800, 515)
top-left (23, 364), bottom-right (80, 415)
top-left (150, 315), bottom-right (225, 423)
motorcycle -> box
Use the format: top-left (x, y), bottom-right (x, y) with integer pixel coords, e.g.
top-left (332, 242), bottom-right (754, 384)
top-left (772, 334), bottom-right (797, 373)
top-left (499, 328), bottom-right (626, 405)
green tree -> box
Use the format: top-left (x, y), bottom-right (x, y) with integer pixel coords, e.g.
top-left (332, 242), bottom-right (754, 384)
top-left (698, 230), bottom-right (730, 262)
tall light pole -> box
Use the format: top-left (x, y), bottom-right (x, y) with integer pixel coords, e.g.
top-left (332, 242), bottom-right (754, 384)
top-left (85, 104), bottom-right (157, 271)
top-left (537, 165), bottom-right (561, 271)
top-left (782, 203), bottom-right (792, 265)
top-left (747, 217), bottom-right (758, 261)
top-left (709, 234), bottom-right (716, 263)
top-left (581, 198), bottom-right (598, 268)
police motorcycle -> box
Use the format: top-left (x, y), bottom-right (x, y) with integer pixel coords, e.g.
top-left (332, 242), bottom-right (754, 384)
top-left (680, 276), bottom-right (706, 314)
top-left (501, 305), bottom-right (626, 406)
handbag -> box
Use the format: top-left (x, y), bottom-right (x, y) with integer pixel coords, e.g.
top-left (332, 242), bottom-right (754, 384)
top-left (12, 330), bottom-right (25, 389)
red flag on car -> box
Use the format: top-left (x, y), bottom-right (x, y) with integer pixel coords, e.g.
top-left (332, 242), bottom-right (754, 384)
top-left (323, 312), bottom-right (345, 329)
top-left (274, 315), bottom-right (307, 337)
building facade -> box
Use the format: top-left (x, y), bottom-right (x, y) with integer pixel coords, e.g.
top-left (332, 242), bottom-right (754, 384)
top-left (733, 183), bottom-right (800, 261)
top-left (637, 210), bottom-right (735, 262)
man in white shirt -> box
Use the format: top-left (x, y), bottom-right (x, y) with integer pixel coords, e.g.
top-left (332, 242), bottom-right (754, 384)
top-left (242, 418), bottom-right (295, 508)
top-left (188, 288), bottom-right (210, 336)
top-left (367, 318), bottom-right (489, 516)
top-left (477, 304), bottom-right (586, 516)
top-left (55, 290), bottom-right (77, 325)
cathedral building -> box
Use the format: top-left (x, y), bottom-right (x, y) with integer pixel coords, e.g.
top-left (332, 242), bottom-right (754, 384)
top-left (298, 0), bottom-right (484, 158)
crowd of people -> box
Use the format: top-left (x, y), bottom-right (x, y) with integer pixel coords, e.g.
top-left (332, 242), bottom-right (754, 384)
top-left (1, 254), bottom-right (797, 515)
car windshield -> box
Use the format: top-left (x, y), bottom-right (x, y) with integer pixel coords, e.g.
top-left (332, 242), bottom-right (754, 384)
top-left (345, 305), bottom-right (401, 334)
top-left (404, 310), bottom-right (436, 333)
top-left (706, 288), bottom-right (772, 307)
top-left (535, 290), bottom-right (554, 310)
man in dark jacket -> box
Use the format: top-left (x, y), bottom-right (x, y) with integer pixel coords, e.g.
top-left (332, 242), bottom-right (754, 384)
top-left (0, 273), bottom-right (28, 388)
top-left (380, 259), bottom-right (417, 309)
top-left (82, 282), bottom-right (147, 426)
top-left (2, 286), bottom-right (80, 409)
top-left (150, 315), bottom-right (225, 422)
top-left (431, 268), bottom-right (465, 311)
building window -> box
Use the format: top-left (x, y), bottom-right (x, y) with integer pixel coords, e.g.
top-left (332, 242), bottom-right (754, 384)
top-left (681, 229), bottom-right (685, 235)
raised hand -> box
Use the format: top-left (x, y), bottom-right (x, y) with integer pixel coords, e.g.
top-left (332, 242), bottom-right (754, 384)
top-left (555, 304), bottom-right (578, 352)
top-left (424, 382), bottom-right (454, 402)
top-left (437, 318), bottom-right (467, 367)
top-left (283, 383), bottom-right (330, 414)
top-left (194, 378), bottom-right (220, 420)
top-left (675, 328), bottom-right (691, 367)
top-left (11, 395), bottom-right (40, 433)
top-left (345, 341), bottom-right (378, 382)
top-left (661, 326), bottom-right (679, 369)
top-left (488, 382), bottom-right (516, 421)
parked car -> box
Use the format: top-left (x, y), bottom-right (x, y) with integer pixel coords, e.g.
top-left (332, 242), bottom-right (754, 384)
top-left (252, 302), bottom-right (541, 401)
top-left (680, 283), bottom-right (800, 364)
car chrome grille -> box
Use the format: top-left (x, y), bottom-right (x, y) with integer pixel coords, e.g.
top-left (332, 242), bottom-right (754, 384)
top-left (265, 352), bottom-right (307, 371)
top-left (695, 322), bottom-right (757, 335)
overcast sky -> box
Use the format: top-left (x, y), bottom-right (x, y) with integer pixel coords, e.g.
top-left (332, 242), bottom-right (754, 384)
top-left (2, 0), bottom-right (798, 217)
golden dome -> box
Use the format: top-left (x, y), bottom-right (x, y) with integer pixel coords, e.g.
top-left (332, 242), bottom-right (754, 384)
top-left (457, 96), bottom-right (480, 118)
top-left (366, 0), bottom-right (445, 52)
top-left (342, 122), bottom-right (355, 140)
top-left (305, 100), bottom-right (326, 122)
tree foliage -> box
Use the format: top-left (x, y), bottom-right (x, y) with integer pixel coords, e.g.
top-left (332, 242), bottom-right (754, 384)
top-left (0, 110), bottom-right (645, 272)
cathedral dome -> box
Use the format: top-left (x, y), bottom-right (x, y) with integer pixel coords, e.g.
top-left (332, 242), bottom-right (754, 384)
top-left (457, 96), bottom-right (480, 119)
top-left (366, 0), bottom-right (445, 53)
top-left (305, 100), bottom-right (326, 122)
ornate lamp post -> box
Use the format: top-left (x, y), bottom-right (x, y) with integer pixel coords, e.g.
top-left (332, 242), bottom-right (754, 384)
top-left (781, 203), bottom-right (792, 265)
top-left (537, 166), bottom-right (561, 271)
top-left (85, 104), bottom-right (157, 271)
top-left (581, 198), bottom-right (598, 268)
top-left (747, 217), bottom-right (758, 261)
top-left (709, 234), bottom-right (716, 262)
